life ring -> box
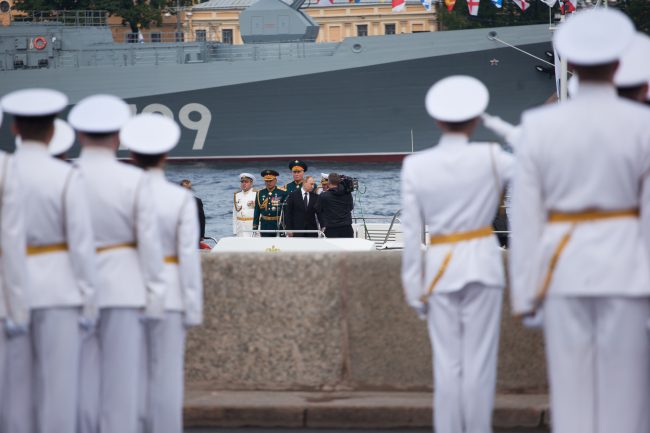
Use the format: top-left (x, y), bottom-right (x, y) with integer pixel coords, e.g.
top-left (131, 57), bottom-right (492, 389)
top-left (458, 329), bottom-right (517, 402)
top-left (33, 36), bottom-right (47, 50)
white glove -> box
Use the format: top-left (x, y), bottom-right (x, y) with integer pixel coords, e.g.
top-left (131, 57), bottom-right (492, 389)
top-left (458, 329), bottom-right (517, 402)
top-left (5, 319), bottom-right (28, 338)
top-left (412, 303), bottom-right (429, 321)
top-left (482, 113), bottom-right (520, 144)
top-left (522, 309), bottom-right (544, 329)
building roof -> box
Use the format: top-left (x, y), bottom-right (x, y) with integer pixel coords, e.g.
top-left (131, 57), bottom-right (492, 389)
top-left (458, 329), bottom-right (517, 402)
top-left (193, 0), bottom-right (425, 10)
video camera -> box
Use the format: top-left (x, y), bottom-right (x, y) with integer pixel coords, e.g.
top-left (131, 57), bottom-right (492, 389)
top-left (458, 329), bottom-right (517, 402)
top-left (339, 175), bottom-right (359, 193)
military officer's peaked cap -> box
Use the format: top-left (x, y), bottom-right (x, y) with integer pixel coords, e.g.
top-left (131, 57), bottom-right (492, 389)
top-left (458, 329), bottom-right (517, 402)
top-left (425, 75), bottom-right (489, 122)
top-left (614, 32), bottom-right (650, 88)
top-left (69, 94), bottom-right (131, 133)
top-left (554, 8), bottom-right (634, 66)
top-left (240, 172), bottom-right (256, 182)
top-left (289, 160), bottom-right (308, 171)
top-left (261, 169), bottom-right (279, 181)
top-left (48, 119), bottom-right (75, 156)
top-left (120, 113), bottom-right (181, 155)
top-left (1, 88), bottom-right (67, 117)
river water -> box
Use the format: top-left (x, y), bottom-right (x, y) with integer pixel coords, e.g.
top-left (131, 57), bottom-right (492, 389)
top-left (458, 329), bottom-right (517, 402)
top-left (166, 161), bottom-right (402, 240)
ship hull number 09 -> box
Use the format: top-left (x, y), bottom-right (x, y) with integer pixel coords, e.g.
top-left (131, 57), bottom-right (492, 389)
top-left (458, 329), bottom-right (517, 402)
top-left (128, 102), bottom-right (212, 150)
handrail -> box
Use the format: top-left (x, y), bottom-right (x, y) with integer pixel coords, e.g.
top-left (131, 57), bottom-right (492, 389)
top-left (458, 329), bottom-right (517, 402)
top-left (242, 229), bottom-right (327, 238)
top-left (382, 209), bottom-right (401, 245)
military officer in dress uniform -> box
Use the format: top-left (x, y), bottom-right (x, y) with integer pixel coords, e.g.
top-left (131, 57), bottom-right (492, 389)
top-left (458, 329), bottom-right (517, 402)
top-left (69, 95), bottom-right (165, 433)
top-left (509, 9), bottom-right (650, 433)
top-left (401, 76), bottom-right (513, 433)
top-left (121, 113), bottom-right (203, 433)
top-left (285, 160), bottom-right (307, 193)
top-left (253, 169), bottom-right (287, 237)
top-left (614, 32), bottom-right (650, 103)
top-left (1, 88), bottom-right (98, 433)
top-left (0, 107), bottom-right (30, 433)
top-left (233, 173), bottom-right (257, 237)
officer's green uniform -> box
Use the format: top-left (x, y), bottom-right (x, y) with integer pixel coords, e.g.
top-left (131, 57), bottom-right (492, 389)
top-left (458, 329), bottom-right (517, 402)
top-left (286, 159), bottom-right (308, 194)
top-left (253, 170), bottom-right (288, 237)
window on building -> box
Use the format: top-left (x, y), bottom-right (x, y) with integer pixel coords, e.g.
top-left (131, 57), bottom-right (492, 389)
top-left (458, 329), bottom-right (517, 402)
top-left (384, 23), bottom-right (396, 35)
top-left (357, 24), bottom-right (368, 37)
top-left (151, 32), bottom-right (162, 43)
top-left (196, 29), bottom-right (207, 42)
top-left (222, 29), bottom-right (234, 44)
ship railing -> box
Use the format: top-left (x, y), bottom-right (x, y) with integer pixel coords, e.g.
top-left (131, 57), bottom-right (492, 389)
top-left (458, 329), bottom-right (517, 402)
top-left (13, 10), bottom-right (107, 26)
top-left (244, 229), bottom-right (327, 238)
top-left (206, 42), bottom-right (337, 62)
top-left (122, 32), bottom-right (212, 44)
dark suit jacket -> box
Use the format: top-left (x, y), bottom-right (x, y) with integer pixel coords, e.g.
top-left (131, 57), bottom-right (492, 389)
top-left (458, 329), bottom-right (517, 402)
top-left (196, 197), bottom-right (206, 240)
top-left (284, 189), bottom-right (320, 237)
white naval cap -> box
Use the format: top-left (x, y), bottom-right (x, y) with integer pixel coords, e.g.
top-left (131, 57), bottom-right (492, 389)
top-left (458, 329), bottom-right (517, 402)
top-left (1, 88), bottom-right (67, 117)
top-left (425, 75), bottom-right (489, 122)
top-left (614, 32), bottom-right (650, 88)
top-left (69, 94), bottom-right (130, 133)
top-left (554, 8), bottom-right (635, 66)
top-left (321, 172), bottom-right (329, 179)
top-left (567, 75), bottom-right (579, 97)
top-left (49, 119), bottom-right (76, 156)
top-left (240, 172), bottom-right (256, 182)
top-left (119, 113), bottom-right (181, 155)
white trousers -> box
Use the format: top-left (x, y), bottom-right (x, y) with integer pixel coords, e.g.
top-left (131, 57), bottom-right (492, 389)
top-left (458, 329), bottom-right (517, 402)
top-left (235, 220), bottom-right (255, 237)
top-left (99, 309), bottom-right (143, 433)
top-left (77, 327), bottom-right (100, 433)
top-left (1, 332), bottom-right (33, 433)
top-left (544, 296), bottom-right (650, 433)
top-left (427, 283), bottom-right (503, 433)
top-left (32, 307), bottom-right (81, 433)
top-left (140, 312), bottom-right (186, 433)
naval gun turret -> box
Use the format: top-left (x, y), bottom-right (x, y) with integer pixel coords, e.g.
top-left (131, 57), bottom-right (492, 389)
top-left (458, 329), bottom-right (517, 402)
top-left (239, 0), bottom-right (319, 43)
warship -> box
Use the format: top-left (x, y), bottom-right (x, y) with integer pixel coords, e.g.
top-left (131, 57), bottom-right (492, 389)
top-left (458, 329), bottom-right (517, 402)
top-left (0, 5), bottom-right (554, 160)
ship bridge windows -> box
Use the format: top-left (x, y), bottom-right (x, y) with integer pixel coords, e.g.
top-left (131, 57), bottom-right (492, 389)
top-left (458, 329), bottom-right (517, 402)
top-left (356, 24), bottom-right (367, 37)
top-left (384, 23), bottom-right (395, 35)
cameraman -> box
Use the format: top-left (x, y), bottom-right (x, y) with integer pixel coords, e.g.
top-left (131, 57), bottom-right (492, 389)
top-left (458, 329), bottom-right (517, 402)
top-left (316, 172), bottom-right (354, 238)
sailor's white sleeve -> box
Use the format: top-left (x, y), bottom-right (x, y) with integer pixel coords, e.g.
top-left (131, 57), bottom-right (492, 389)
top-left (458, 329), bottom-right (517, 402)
top-left (400, 158), bottom-right (424, 310)
top-left (232, 193), bottom-right (237, 235)
top-left (136, 174), bottom-right (166, 319)
top-left (178, 193), bottom-right (203, 327)
top-left (65, 169), bottom-right (98, 322)
top-left (482, 113), bottom-right (522, 149)
top-left (509, 118), bottom-right (544, 315)
top-left (1, 156), bottom-right (29, 326)
top-left (640, 127), bottom-right (650, 266)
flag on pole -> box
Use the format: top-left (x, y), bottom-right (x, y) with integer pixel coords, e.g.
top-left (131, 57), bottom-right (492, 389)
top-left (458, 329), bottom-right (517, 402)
top-left (392, 0), bottom-right (406, 12)
top-left (467, 0), bottom-right (480, 15)
top-left (491, 0), bottom-right (503, 9)
top-left (421, 0), bottom-right (432, 11)
top-left (444, 0), bottom-right (456, 11)
top-left (540, 0), bottom-right (556, 6)
top-left (513, 0), bottom-right (530, 11)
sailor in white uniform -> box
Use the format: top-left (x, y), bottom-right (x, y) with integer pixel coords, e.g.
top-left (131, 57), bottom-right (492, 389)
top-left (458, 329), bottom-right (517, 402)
top-left (0, 108), bottom-right (30, 433)
top-left (1, 88), bottom-right (98, 433)
top-left (509, 9), bottom-right (650, 433)
top-left (401, 76), bottom-right (513, 433)
top-left (69, 95), bottom-right (165, 433)
top-left (48, 118), bottom-right (76, 159)
top-left (614, 32), bottom-right (650, 103)
top-left (233, 173), bottom-right (257, 237)
top-left (121, 113), bottom-right (203, 433)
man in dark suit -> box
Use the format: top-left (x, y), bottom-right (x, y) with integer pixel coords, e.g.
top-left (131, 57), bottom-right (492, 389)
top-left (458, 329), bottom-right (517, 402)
top-left (284, 176), bottom-right (320, 237)
top-left (180, 179), bottom-right (206, 242)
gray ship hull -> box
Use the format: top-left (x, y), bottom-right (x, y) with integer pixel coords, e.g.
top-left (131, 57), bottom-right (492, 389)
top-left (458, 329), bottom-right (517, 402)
top-left (0, 25), bottom-right (554, 160)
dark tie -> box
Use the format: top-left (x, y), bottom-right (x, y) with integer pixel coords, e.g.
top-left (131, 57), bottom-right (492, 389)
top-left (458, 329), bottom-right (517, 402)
top-left (303, 192), bottom-right (308, 210)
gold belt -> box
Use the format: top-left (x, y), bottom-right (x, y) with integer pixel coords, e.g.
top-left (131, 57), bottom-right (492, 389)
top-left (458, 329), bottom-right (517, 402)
top-left (96, 242), bottom-right (137, 254)
top-left (261, 216), bottom-right (279, 221)
top-left (420, 225), bottom-right (493, 302)
top-left (237, 217), bottom-right (254, 221)
top-left (164, 256), bottom-right (179, 264)
top-left (534, 208), bottom-right (639, 306)
top-left (27, 243), bottom-right (68, 256)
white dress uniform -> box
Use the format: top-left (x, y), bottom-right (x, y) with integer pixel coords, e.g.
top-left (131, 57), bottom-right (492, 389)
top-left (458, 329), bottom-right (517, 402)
top-left (401, 76), bottom-right (514, 433)
top-left (69, 95), bottom-right (166, 433)
top-left (509, 10), bottom-right (650, 433)
top-left (233, 175), bottom-right (256, 237)
top-left (0, 150), bottom-right (30, 433)
top-left (1, 89), bottom-right (98, 433)
top-left (120, 114), bottom-right (203, 433)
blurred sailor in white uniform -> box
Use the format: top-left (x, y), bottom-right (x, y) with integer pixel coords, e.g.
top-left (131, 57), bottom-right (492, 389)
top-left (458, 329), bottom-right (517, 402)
top-left (48, 118), bottom-right (76, 160)
top-left (121, 114), bottom-right (203, 433)
top-left (233, 173), bottom-right (257, 237)
top-left (1, 88), bottom-right (97, 433)
top-left (0, 105), bottom-right (30, 433)
top-left (69, 95), bottom-right (165, 433)
top-left (614, 32), bottom-right (650, 103)
top-left (509, 9), bottom-right (650, 433)
top-left (400, 76), bottom-right (513, 433)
